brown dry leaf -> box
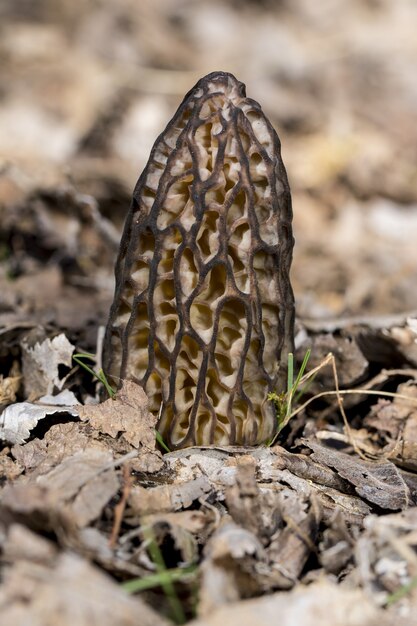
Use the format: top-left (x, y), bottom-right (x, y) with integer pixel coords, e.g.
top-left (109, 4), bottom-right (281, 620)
top-left (387, 382), bottom-right (417, 471)
top-left (0, 482), bottom-right (76, 538)
top-left (361, 382), bottom-right (417, 470)
top-left (271, 445), bottom-right (350, 492)
top-left (166, 446), bottom-right (372, 525)
top-left (319, 510), bottom-right (354, 575)
top-left (266, 490), bottom-right (321, 589)
top-left (165, 447), bottom-right (242, 486)
top-left (303, 332), bottom-right (369, 389)
top-left (191, 579), bottom-right (389, 626)
top-left (0, 450), bottom-right (120, 531)
top-left (129, 475), bottom-right (213, 516)
top-left (11, 421), bottom-right (109, 476)
top-left (225, 457), bottom-right (272, 544)
top-left (0, 362), bottom-right (21, 408)
top-left (364, 399), bottom-right (403, 441)
top-left (2, 524), bottom-right (58, 565)
top-left (77, 526), bottom-right (150, 580)
top-left (307, 482), bottom-right (372, 524)
top-left (36, 449), bottom-right (119, 528)
top-left (199, 520), bottom-right (267, 617)
top-left (21, 331), bottom-right (75, 398)
top-left (0, 542), bottom-right (170, 626)
top-left (356, 508), bottom-right (417, 600)
top-left (304, 440), bottom-right (410, 510)
top-left (256, 448), bottom-right (372, 524)
top-left (0, 449), bottom-right (23, 481)
top-left (78, 380), bottom-right (163, 472)
top-left (141, 511), bottom-right (210, 536)
top-left (399, 418), bottom-right (417, 472)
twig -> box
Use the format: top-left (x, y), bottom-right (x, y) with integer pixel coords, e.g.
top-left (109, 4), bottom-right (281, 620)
top-left (109, 464), bottom-right (133, 549)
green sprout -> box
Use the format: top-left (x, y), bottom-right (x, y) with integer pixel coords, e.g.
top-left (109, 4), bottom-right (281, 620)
top-left (73, 352), bottom-right (116, 398)
top-left (122, 525), bottom-right (192, 624)
top-left (385, 576), bottom-right (417, 607)
top-left (155, 429), bottom-right (171, 453)
top-left (267, 348), bottom-right (312, 446)
top-left (122, 565), bottom-right (197, 594)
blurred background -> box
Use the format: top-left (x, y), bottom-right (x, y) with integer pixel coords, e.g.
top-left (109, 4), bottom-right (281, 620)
top-left (1, 0), bottom-right (417, 340)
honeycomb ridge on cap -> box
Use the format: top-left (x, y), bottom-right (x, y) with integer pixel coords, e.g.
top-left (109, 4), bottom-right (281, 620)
top-left (103, 71), bottom-right (295, 449)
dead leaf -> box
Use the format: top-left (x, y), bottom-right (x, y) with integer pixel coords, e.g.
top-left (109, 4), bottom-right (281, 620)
top-left (304, 439), bottom-right (410, 510)
top-left (78, 526), bottom-right (149, 579)
top-left (356, 508), bottom-right (417, 600)
top-left (11, 421), bottom-right (108, 476)
top-left (191, 580), bottom-right (387, 626)
top-left (78, 380), bottom-right (163, 472)
top-left (387, 382), bottom-right (417, 471)
top-left (0, 449), bottom-right (23, 481)
top-left (319, 510), bottom-right (354, 575)
top-left (271, 445), bottom-right (351, 492)
top-left (0, 481), bottom-right (76, 538)
top-left (225, 457), bottom-right (272, 544)
top-left (37, 449), bottom-right (119, 527)
top-left (0, 362), bottom-right (21, 408)
top-left (302, 332), bottom-right (368, 389)
top-left (199, 521), bottom-right (267, 617)
top-left (0, 390), bottom-right (80, 445)
top-left (266, 490), bottom-right (321, 589)
top-left (129, 475), bottom-right (213, 515)
top-left (2, 523), bottom-right (58, 565)
top-left (0, 545), bottom-right (170, 626)
top-left (141, 510), bottom-right (210, 536)
top-left (0, 449), bottom-right (120, 531)
top-left (21, 331), bottom-right (75, 397)
top-left (256, 448), bottom-right (372, 524)
top-left (165, 447), bottom-right (241, 487)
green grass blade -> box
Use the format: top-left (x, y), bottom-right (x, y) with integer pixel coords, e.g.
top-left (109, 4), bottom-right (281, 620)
top-left (385, 576), bottom-right (417, 606)
top-left (285, 352), bottom-right (294, 419)
top-left (122, 565), bottom-right (196, 594)
top-left (155, 430), bottom-right (171, 453)
top-left (73, 353), bottom-right (99, 380)
top-left (287, 352), bottom-right (294, 396)
top-left (142, 526), bottom-right (187, 624)
top-left (294, 368), bottom-right (316, 404)
top-left (292, 348), bottom-right (313, 405)
top-left (292, 348), bottom-right (311, 396)
top-left (73, 351), bottom-right (96, 360)
top-left (97, 368), bottom-right (116, 398)
top-left (73, 353), bottom-right (116, 398)
top-left (268, 349), bottom-right (312, 446)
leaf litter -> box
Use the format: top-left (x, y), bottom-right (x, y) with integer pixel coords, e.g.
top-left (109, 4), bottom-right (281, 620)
top-left (3, 322), bottom-right (417, 624)
top-left (1, 1), bottom-right (417, 624)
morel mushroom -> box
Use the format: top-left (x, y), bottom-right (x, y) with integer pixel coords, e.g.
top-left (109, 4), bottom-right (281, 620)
top-left (103, 71), bottom-right (295, 448)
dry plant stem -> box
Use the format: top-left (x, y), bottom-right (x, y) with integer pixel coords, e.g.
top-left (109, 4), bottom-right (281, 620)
top-left (103, 71), bottom-right (295, 449)
top-left (292, 388), bottom-right (417, 417)
top-left (285, 353), bottom-right (417, 461)
top-left (109, 464), bottom-right (133, 549)
top-left (364, 368), bottom-right (417, 386)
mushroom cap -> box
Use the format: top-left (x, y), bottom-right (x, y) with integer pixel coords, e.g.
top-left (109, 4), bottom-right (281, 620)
top-left (103, 71), bottom-right (295, 448)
